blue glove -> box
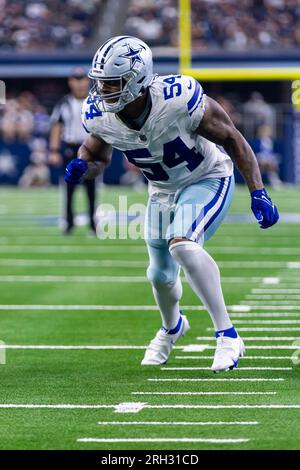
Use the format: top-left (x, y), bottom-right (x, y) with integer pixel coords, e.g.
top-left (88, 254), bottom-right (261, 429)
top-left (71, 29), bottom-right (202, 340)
top-left (64, 158), bottom-right (88, 184)
top-left (251, 188), bottom-right (279, 229)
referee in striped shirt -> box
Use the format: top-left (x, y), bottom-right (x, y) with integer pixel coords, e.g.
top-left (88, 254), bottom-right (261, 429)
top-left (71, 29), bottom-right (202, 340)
top-left (49, 67), bottom-right (97, 235)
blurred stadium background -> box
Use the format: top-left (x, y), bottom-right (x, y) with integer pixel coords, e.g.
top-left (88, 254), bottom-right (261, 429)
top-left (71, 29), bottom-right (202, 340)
top-left (1, 0), bottom-right (300, 451)
top-left (1, 0), bottom-right (300, 188)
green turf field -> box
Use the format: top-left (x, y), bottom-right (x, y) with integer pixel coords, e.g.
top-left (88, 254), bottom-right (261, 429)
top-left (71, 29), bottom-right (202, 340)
top-left (0, 184), bottom-right (299, 450)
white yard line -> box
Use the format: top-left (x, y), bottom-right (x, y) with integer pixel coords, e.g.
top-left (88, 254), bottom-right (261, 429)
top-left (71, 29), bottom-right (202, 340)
top-left (148, 378), bottom-right (285, 382)
top-left (231, 313), bottom-right (300, 317)
top-left (241, 301), bottom-right (300, 306)
top-left (0, 259), bottom-right (148, 268)
top-left (197, 336), bottom-right (300, 341)
top-left (2, 244), bottom-right (300, 255)
top-left (207, 327), bottom-right (300, 332)
top-left (209, 248), bottom-right (300, 255)
top-left (246, 295), bottom-right (300, 300)
top-left (203, 345), bottom-right (300, 350)
top-left (77, 438), bottom-right (250, 444)
top-left (0, 344), bottom-right (297, 352)
top-left (233, 320), bottom-right (300, 324)
top-left (1, 304), bottom-right (300, 311)
top-left (0, 276), bottom-right (290, 282)
top-left (0, 246), bottom-right (147, 253)
top-left (0, 275), bottom-right (151, 283)
top-left (0, 404), bottom-right (114, 409)
top-left (140, 405), bottom-right (300, 409)
top-left (232, 306), bottom-right (300, 311)
top-left (161, 367), bottom-right (292, 371)
top-left (252, 289), bottom-right (300, 294)
top-left (0, 345), bottom-right (148, 350)
top-left (96, 421), bottom-right (259, 426)
top-left (131, 392), bottom-right (277, 396)
top-left (174, 356), bottom-right (292, 360)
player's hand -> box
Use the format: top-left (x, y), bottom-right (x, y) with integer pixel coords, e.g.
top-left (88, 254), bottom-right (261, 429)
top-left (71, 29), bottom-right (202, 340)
top-left (251, 188), bottom-right (279, 229)
top-left (64, 158), bottom-right (88, 184)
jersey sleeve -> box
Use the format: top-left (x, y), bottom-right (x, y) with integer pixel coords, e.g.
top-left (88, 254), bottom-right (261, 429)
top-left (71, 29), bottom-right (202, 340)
top-left (81, 96), bottom-right (103, 136)
top-left (181, 75), bottom-right (206, 132)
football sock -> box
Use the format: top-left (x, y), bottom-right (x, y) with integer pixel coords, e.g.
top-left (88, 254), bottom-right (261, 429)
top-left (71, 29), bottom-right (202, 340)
top-left (161, 315), bottom-right (182, 335)
top-left (152, 277), bottom-right (182, 330)
top-left (216, 326), bottom-right (238, 338)
top-left (169, 240), bottom-right (233, 331)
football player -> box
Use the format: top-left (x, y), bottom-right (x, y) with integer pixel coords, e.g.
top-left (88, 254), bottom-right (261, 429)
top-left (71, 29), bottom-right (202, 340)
top-left (65, 36), bottom-right (279, 372)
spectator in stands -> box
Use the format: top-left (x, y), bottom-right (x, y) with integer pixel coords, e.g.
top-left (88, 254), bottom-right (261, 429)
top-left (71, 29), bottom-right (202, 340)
top-left (1, 98), bottom-right (34, 141)
top-left (243, 92), bottom-right (276, 139)
top-left (125, 0), bottom-right (300, 51)
top-left (19, 138), bottom-right (50, 187)
top-left (0, 0), bottom-right (100, 51)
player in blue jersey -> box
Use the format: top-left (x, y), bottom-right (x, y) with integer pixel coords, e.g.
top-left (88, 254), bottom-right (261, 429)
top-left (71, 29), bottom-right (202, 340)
top-left (65, 36), bottom-right (279, 372)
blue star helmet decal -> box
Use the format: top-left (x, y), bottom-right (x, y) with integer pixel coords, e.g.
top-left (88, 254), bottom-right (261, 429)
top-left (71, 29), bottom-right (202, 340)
top-left (120, 45), bottom-right (144, 68)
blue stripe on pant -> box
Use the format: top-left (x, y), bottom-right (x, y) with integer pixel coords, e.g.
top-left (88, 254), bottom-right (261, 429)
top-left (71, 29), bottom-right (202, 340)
top-left (166, 175), bottom-right (234, 244)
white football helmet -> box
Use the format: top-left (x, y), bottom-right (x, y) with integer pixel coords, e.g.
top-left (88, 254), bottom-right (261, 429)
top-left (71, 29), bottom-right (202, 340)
top-left (88, 35), bottom-right (155, 113)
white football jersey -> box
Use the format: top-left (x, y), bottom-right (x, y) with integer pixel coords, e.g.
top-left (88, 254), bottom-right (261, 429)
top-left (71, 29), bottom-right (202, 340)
top-left (82, 74), bottom-right (233, 195)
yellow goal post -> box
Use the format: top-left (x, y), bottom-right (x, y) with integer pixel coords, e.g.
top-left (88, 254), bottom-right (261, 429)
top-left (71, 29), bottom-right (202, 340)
top-left (179, 0), bottom-right (300, 81)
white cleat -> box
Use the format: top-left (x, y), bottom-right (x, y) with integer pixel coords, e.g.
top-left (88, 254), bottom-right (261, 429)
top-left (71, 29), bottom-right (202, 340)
top-left (141, 315), bottom-right (190, 365)
top-left (211, 335), bottom-right (245, 373)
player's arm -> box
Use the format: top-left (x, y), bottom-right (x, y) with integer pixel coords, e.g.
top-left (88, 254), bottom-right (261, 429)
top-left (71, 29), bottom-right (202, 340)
top-left (196, 96), bottom-right (262, 192)
top-left (78, 135), bottom-right (112, 179)
top-left (196, 96), bottom-right (279, 228)
top-left (65, 135), bottom-right (112, 183)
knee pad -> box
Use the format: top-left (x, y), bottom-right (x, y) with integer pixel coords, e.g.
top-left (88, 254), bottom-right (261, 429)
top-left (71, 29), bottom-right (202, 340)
top-left (147, 265), bottom-right (178, 288)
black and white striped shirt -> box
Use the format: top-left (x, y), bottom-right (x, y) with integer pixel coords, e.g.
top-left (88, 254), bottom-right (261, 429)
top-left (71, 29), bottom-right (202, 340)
top-left (50, 94), bottom-right (87, 145)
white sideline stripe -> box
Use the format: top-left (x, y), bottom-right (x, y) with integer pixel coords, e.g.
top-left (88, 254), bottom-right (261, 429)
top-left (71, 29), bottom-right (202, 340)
top-left (161, 367), bottom-right (292, 371)
top-left (175, 356), bottom-right (291, 360)
top-left (0, 246), bottom-right (147, 254)
top-left (78, 404), bottom-right (300, 412)
top-left (197, 336), bottom-right (300, 341)
top-left (180, 344), bottom-right (208, 352)
top-left (96, 421), bottom-right (259, 426)
top-left (114, 402), bottom-right (146, 413)
top-left (209, 247), bottom-right (300, 255)
top-left (139, 405), bottom-right (300, 409)
top-left (0, 404), bottom-right (114, 409)
top-left (0, 304), bottom-right (265, 312)
top-left (246, 295), bottom-right (300, 300)
top-left (207, 327), bottom-right (300, 332)
top-left (0, 345), bottom-right (297, 352)
top-left (182, 345), bottom-right (208, 352)
top-left (233, 320), bottom-right (300, 324)
top-left (232, 306), bottom-right (300, 311)
top-left (262, 278), bottom-right (280, 284)
top-left (252, 289), bottom-right (300, 294)
top-left (241, 301), bottom-right (300, 306)
top-left (148, 378), bottom-right (284, 382)
top-left (131, 392), bottom-right (277, 396)
top-left (0, 259), bottom-right (148, 268)
top-left (2, 243), bottom-right (297, 255)
top-left (203, 346), bottom-right (300, 350)
top-left (0, 276), bottom-right (290, 282)
top-left (0, 258), bottom-right (280, 279)
top-left (0, 345), bottom-right (149, 350)
top-left (1, 304), bottom-right (300, 312)
top-left (0, 305), bottom-right (189, 311)
top-left (0, 275), bottom-right (150, 283)
top-left (231, 313), bottom-right (300, 318)
top-left (77, 438), bottom-right (250, 444)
